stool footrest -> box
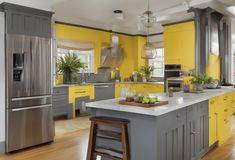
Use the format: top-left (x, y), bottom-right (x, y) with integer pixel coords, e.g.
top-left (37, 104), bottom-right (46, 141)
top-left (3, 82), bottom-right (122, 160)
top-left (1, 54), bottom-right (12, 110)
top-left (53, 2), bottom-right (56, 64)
top-left (97, 135), bottom-right (122, 142)
top-left (94, 146), bottom-right (123, 160)
top-left (98, 129), bottom-right (122, 139)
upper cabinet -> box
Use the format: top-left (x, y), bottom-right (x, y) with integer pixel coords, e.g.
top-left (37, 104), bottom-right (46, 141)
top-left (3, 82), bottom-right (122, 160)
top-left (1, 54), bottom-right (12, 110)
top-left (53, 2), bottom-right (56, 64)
top-left (164, 21), bottom-right (195, 70)
top-left (1, 3), bottom-right (53, 38)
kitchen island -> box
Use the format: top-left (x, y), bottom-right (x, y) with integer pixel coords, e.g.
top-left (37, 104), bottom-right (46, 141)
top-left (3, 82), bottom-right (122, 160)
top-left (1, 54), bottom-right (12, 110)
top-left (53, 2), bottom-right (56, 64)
top-left (86, 87), bottom-right (235, 160)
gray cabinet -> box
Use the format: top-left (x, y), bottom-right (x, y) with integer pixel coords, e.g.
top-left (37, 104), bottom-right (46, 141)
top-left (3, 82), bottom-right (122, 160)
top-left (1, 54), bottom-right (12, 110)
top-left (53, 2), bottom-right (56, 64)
top-left (94, 84), bottom-right (115, 101)
top-left (157, 101), bottom-right (208, 160)
top-left (187, 101), bottom-right (209, 160)
top-left (1, 3), bottom-right (53, 38)
top-left (52, 87), bottom-right (73, 119)
top-left (157, 108), bottom-right (187, 160)
top-left (90, 101), bottom-right (209, 160)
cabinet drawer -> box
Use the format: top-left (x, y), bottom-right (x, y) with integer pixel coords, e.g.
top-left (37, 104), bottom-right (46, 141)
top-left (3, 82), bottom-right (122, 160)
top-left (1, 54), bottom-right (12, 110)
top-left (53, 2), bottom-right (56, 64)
top-left (53, 87), bottom-right (68, 95)
top-left (158, 108), bottom-right (186, 131)
top-left (69, 85), bottom-right (95, 101)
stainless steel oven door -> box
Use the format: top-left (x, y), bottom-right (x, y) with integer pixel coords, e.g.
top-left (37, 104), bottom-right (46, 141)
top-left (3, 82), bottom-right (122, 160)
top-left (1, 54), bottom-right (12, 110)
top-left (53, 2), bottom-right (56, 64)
top-left (6, 104), bottom-right (54, 152)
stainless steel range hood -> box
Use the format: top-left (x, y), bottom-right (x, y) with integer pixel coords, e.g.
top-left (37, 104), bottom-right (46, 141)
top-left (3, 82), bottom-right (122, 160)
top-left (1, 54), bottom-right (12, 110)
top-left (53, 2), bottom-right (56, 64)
top-left (100, 34), bottom-right (124, 68)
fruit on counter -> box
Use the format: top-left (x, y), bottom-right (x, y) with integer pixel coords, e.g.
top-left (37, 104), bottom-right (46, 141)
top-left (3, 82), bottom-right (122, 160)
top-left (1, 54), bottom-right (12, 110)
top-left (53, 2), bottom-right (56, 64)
top-left (136, 96), bottom-right (144, 103)
top-left (149, 97), bottom-right (158, 104)
top-left (139, 96), bottom-right (158, 104)
top-left (142, 96), bottom-right (150, 104)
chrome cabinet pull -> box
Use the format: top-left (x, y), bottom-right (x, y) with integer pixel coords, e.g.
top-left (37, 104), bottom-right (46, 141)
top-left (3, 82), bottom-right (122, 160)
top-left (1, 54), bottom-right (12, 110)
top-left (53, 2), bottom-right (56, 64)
top-left (95, 85), bottom-right (109, 88)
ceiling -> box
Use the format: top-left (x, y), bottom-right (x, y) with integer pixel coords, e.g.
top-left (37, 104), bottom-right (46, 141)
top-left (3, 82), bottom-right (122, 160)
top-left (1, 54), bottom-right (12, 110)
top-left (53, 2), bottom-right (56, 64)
top-left (52, 0), bottom-right (194, 34)
top-left (51, 0), bottom-right (235, 34)
top-left (1, 0), bottom-right (235, 34)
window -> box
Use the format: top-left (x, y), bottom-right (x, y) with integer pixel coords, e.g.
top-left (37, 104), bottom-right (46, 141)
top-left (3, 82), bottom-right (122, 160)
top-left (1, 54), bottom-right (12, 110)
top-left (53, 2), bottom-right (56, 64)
top-left (148, 48), bottom-right (164, 77)
top-left (57, 48), bottom-right (94, 73)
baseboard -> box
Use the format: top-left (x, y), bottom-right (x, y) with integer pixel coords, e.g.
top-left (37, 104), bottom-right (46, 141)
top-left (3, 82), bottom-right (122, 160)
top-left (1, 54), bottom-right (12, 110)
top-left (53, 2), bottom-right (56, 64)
top-left (0, 141), bottom-right (5, 154)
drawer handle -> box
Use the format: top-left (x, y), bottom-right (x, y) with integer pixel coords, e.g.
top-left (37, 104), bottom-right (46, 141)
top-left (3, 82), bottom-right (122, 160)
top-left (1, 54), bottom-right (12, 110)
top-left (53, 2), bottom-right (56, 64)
top-left (224, 119), bottom-right (228, 123)
top-left (176, 114), bottom-right (180, 118)
top-left (224, 109), bottom-right (228, 112)
top-left (95, 85), bottom-right (109, 88)
top-left (74, 91), bottom-right (86, 94)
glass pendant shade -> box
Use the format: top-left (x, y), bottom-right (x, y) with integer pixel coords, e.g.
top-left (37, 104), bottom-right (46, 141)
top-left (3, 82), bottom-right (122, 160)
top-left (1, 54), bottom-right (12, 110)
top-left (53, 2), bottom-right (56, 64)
top-left (140, 11), bottom-right (156, 28)
top-left (141, 42), bottom-right (156, 59)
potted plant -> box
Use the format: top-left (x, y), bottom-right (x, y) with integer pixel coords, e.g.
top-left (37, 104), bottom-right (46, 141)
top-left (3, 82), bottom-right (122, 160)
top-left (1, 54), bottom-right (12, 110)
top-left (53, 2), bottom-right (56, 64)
top-left (190, 74), bottom-right (207, 91)
top-left (56, 53), bottom-right (85, 84)
top-left (140, 66), bottom-right (154, 82)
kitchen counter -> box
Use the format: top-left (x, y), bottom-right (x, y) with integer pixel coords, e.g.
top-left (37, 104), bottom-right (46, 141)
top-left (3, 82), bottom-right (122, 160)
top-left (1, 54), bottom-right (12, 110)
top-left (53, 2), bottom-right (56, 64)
top-left (86, 86), bottom-right (235, 160)
top-left (86, 86), bottom-right (235, 116)
top-left (54, 81), bottom-right (164, 87)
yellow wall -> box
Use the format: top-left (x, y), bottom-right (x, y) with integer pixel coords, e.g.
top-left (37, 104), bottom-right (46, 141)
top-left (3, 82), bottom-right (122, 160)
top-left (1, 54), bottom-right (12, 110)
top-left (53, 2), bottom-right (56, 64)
top-left (206, 54), bottom-right (220, 80)
top-left (55, 23), bottom-right (147, 79)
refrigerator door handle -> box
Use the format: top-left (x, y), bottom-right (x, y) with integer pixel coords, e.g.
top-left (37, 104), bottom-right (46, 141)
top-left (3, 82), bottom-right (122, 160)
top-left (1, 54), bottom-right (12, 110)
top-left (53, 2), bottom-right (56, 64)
top-left (11, 95), bottom-right (52, 101)
top-left (11, 104), bottom-right (52, 112)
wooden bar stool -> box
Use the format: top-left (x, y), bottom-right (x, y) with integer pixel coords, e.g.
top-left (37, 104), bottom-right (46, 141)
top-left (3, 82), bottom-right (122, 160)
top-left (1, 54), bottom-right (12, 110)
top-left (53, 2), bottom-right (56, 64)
top-left (87, 116), bottom-right (130, 160)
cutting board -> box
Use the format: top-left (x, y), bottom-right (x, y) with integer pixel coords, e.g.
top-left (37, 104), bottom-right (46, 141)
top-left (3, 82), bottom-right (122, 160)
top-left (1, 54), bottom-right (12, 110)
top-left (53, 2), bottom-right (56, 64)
top-left (118, 100), bottom-right (169, 108)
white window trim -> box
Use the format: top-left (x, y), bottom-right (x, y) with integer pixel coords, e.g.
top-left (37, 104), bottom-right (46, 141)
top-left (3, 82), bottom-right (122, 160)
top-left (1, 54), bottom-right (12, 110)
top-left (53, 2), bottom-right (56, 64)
top-left (57, 48), bottom-right (95, 73)
top-left (148, 47), bottom-right (164, 78)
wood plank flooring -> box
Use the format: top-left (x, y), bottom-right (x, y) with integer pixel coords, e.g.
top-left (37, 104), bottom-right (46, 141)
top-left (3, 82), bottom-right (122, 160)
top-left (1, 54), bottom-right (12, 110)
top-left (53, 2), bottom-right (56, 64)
top-left (0, 129), bottom-right (89, 160)
top-left (1, 128), bottom-right (235, 160)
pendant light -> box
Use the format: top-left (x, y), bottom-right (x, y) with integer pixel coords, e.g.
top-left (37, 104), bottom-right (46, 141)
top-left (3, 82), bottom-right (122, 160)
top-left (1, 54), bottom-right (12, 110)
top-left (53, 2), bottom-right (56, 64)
top-left (141, 0), bottom-right (156, 59)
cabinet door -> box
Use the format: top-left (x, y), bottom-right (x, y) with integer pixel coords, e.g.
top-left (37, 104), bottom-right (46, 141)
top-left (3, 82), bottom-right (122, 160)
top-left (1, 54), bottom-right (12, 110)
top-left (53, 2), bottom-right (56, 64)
top-left (157, 108), bottom-right (187, 160)
top-left (209, 110), bottom-right (217, 146)
top-left (164, 31), bottom-right (181, 64)
top-left (6, 10), bottom-right (24, 34)
top-left (187, 102), bottom-right (208, 160)
top-left (6, 10), bottom-right (52, 38)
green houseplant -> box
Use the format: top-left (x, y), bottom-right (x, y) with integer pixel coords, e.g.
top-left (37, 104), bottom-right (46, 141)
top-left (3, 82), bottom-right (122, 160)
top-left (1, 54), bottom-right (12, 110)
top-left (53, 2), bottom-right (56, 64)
top-left (140, 66), bottom-right (154, 82)
top-left (190, 74), bottom-right (207, 91)
top-left (57, 53), bottom-right (85, 84)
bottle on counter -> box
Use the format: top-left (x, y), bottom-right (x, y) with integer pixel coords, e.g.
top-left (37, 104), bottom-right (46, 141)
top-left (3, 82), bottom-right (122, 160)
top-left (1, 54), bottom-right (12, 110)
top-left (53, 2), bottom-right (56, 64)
top-left (168, 87), bottom-right (174, 97)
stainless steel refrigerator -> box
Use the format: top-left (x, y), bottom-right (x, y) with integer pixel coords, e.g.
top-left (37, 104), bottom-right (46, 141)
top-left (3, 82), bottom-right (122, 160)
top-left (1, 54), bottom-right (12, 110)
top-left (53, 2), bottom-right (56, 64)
top-left (6, 34), bottom-right (54, 152)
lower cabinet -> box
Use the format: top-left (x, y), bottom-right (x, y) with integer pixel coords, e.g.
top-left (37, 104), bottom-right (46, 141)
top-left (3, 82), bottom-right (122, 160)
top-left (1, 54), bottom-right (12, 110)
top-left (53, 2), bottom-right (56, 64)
top-left (187, 102), bottom-right (208, 160)
top-left (157, 108), bottom-right (187, 160)
top-left (157, 101), bottom-right (208, 160)
top-left (53, 87), bottom-right (73, 119)
top-left (208, 91), bottom-right (235, 147)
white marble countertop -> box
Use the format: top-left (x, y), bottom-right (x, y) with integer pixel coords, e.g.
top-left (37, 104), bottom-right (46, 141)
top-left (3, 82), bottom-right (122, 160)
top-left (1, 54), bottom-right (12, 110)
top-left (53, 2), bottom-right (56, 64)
top-left (86, 86), bottom-right (235, 117)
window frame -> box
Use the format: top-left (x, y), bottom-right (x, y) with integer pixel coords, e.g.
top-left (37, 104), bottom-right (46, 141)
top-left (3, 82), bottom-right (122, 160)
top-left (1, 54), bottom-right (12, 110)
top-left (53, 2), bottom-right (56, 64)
top-left (148, 47), bottom-right (164, 78)
top-left (56, 47), bottom-right (95, 73)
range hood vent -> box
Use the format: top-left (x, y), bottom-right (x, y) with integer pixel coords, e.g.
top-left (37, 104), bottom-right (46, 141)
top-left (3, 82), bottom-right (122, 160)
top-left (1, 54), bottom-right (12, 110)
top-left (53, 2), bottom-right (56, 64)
top-left (100, 34), bottom-right (124, 68)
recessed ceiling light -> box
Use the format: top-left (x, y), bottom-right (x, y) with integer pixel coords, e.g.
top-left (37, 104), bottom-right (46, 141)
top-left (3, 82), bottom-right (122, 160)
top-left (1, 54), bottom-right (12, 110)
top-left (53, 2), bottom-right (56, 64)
top-left (113, 10), bottom-right (124, 21)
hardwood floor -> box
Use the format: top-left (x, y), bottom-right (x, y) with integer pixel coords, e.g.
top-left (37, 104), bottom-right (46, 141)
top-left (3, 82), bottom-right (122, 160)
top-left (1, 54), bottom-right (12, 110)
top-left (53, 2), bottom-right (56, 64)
top-left (1, 128), bottom-right (235, 160)
top-left (0, 129), bottom-right (89, 160)
top-left (202, 133), bottom-right (235, 160)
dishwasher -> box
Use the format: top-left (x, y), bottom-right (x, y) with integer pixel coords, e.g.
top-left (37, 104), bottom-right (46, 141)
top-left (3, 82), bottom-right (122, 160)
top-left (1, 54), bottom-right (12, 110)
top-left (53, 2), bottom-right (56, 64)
top-left (94, 84), bottom-right (115, 101)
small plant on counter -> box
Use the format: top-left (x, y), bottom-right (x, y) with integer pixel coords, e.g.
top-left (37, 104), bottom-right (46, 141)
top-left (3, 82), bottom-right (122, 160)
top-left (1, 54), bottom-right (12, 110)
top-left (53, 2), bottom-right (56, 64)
top-left (56, 53), bottom-right (85, 84)
top-left (140, 66), bottom-right (154, 81)
top-left (190, 74), bottom-right (207, 91)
